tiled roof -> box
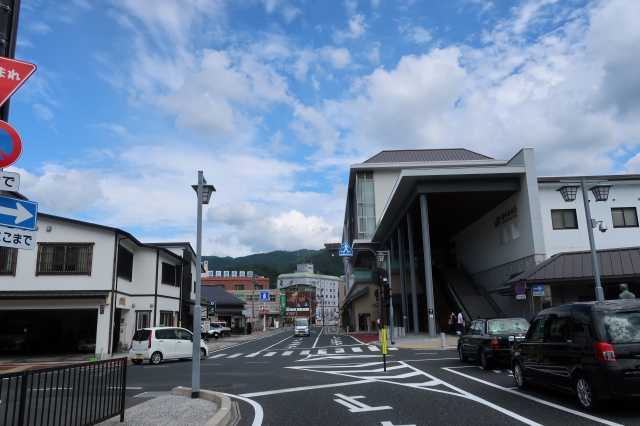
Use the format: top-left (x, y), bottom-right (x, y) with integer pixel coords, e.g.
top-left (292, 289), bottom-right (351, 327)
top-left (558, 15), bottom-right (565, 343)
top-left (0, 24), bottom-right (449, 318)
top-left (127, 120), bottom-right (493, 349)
top-left (363, 149), bottom-right (492, 164)
top-left (201, 284), bottom-right (246, 305)
top-left (505, 247), bottom-right (640, 284)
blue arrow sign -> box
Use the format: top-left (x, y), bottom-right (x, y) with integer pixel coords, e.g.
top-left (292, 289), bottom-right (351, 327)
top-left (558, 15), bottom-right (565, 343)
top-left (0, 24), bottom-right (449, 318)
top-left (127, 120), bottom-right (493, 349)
top-left (532, 285), bottom-right (544, 296)
top-left (259, 290), bottom-right (270, 302)
top-left (0, 195), bottom-right (37, 231)
top-left (338, 241), bottom-right (353, 257)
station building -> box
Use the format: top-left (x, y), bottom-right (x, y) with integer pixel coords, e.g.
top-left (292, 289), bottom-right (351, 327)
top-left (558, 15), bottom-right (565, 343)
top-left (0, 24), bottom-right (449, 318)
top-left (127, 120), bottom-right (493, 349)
top-left (337, 148), bottom-right (640, 335)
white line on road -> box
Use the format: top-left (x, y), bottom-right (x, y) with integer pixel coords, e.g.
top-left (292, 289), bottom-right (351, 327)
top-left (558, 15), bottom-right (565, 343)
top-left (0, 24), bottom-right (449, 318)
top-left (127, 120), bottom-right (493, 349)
top-left (442, 367), bottom-right (624, 426)
top-left (335, 348), bottom-right (345, 353)
top-left (240, 380), bottom-right (374, 397)
top-left (300, 350), bottom-right (310, 355)
top-left (208, 354), bottom-right (227, 359)
top-left (317, 349), bottom-right (327, 354)
top-left (351, 347), bottom-right (363, 352)
top-left (312, 327), bottom-right (324, 348)
top-left (246, 353), bottom-right (260, 358)
top-left (282, 351), bottom-right (293, 356)
top-left (222, 393), bottom-right (263, 426)
top-left (367, 346), bottom-right (380, 352)
top-left (264, 352), bottom-right (276, 357)
top-left (227, 353), bottom-right (243, 358)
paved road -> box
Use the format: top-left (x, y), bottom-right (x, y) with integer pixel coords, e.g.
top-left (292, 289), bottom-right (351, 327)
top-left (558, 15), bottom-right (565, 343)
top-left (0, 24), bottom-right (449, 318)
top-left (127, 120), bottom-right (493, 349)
top-left (125, 327), bottom-right (640, 426)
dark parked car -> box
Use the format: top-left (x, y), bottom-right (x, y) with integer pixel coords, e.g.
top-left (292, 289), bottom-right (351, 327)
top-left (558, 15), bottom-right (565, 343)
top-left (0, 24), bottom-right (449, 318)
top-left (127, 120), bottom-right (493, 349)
top-left (458, 317), bottom-right (530, 369)
top-left (511, 300), bottom-right (640, 411)
top-left (0, 322), bottom-right (38, 353)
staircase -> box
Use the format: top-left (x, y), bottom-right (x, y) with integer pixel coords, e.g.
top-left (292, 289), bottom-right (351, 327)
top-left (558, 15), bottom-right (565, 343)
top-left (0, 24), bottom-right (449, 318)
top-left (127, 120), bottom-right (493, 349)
top-left (440, 269), bottom-right (501, 320)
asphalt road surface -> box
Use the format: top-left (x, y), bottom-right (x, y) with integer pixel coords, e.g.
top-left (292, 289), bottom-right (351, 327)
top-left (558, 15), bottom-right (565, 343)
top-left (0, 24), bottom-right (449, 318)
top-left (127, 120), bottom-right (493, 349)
top-left (125, 327), bottom-right (640, 426)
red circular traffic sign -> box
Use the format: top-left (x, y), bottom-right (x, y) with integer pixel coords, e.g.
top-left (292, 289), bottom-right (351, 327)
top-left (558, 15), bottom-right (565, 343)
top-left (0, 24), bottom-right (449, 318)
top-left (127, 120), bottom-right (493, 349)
top-left (0, 120), bottom-right (23, 168)
top-left (515, 283), bottom-right (526, 295)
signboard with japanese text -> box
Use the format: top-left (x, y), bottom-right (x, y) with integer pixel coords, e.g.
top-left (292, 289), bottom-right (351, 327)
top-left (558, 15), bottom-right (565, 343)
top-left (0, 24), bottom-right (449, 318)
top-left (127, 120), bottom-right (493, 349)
top-left (532, 285), bottom-right (544, 297)
top-left (0, 58), bottom-right (37, 108)
top-left (0, 171), bottom-right (19, 191)
top-left (0, 225), bottom-right (35, 250)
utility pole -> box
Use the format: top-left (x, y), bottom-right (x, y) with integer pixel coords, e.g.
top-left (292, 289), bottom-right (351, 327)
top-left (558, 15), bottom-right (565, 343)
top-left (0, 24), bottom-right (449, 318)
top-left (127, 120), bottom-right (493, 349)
top-left (251, 275), bottom-right (256, 332)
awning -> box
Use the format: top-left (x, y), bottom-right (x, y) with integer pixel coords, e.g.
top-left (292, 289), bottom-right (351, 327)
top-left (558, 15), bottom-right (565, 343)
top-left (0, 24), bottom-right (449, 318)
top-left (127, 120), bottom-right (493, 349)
top-left (0, 291), bottom-right (108, 300)
top-left (493, 246), bottom-right (640, 294)
top-left (213, 306), bottom-right (245, 314)
top-left (343, 286), bottom-right (369, 308)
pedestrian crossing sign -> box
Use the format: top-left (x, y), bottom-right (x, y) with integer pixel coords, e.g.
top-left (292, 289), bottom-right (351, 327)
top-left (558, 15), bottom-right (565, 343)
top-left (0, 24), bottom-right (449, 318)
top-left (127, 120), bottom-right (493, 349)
top-left (338, 241), bottom-right (353, 257)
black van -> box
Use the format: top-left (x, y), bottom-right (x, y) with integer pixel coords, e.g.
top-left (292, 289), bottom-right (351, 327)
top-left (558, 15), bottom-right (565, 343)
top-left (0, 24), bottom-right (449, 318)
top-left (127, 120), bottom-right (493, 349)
top-left (511, 300), bottom-right (640, 411)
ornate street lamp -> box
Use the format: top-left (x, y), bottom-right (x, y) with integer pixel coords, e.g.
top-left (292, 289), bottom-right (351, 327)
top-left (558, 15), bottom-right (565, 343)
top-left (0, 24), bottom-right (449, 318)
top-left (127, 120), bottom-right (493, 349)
top-left (589, 185), bottom-right (612, 202)
top-left (557, 186), bottom-right (579, 202)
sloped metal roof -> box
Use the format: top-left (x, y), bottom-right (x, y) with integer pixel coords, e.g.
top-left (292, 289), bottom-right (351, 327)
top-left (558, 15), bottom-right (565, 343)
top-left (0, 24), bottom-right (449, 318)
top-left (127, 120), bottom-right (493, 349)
top-left (505, 247), bottom-right (640, 285)
top-left (363, 149), bottom-right (493, 164)
top-left (201, 284), bottom-right (246, 305)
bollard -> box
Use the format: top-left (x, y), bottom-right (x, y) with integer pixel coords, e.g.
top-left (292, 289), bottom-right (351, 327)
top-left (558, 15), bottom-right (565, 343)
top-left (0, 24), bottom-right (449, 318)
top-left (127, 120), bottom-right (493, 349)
top-left (440, 332), bottom-right (446, 348)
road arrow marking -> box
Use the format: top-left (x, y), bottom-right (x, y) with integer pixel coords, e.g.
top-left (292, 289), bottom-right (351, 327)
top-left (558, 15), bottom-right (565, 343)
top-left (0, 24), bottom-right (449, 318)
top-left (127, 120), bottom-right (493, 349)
top-left (0, 202), bottom-right (33, 224)
top-left (333, 393), bottom-right (392, 413)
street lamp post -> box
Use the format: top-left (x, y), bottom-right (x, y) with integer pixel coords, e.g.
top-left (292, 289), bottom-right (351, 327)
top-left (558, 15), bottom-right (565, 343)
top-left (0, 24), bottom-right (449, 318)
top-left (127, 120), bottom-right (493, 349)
top-left (191, 171), bottom-right (215, 399)
top-left (557, 178), bottom-right (611, 302)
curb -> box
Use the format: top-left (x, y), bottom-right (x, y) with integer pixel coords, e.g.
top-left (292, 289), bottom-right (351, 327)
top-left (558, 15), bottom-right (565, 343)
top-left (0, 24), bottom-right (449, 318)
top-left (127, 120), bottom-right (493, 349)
top-left (171, 387), bottom-right (237, 426)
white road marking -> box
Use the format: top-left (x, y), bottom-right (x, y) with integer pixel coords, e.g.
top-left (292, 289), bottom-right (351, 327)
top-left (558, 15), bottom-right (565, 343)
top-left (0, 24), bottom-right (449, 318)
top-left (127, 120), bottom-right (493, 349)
top-left (246, 353), bottom-right (260, 358)
top-left (312, 327), bottom-right (324, 348)
top-left (264, 352), bottom-right (276, 357)
top-left (381, 422), bottom-right (415, 426)
top-left (442, 367), bottom-right (624, 426)
top-left (208, 354), bottom-right (227, 358)
top-left (335, 348), bottom-right (345, 353)
top-left (300, 350), bottom-right (310, 355)
top-left (227, 353), bottom-right (243, 358)
top-left (317, 349), bottom-right (327, 354)
top-left (389, 347), bottom-right (399, 351)
top-left (240, 380), bottom-right (374, 397)
top-left (222, 393), bottom-right (263, 426)
top-left (282, 351), bottom-right (293, 356)
top-left (352, 347), bottom-right (363, 352)
top-left (367, 346), bottom-right (380, 352)
top-left (333, 393), bottom-right (392, 413)
top-left (414, 353), bottom-right (436, 355)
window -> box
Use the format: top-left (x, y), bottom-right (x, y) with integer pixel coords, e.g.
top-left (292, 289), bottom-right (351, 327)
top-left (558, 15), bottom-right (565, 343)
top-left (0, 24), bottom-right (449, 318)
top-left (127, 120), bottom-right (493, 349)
top-left (551, 209), bottom-right (578, 230)
top-left (161, 262), bottom-right (181, 286)
top-left (0, 247), bottom-right (17, 275)
top-left (117, 246), bottom-right (133, 281)
top-left (37, 243), bottom-right (93, 275)
top-left (155, 328), bottom-right (175, 339)
top-left (525, 318), bottom-right (545, 343)
top-left (159, 312), bottom-right (173, 327)
top-left (546, 315), bottom-right (571, 343)
top-left (611, 207), bottom-right (639, 228)
top-left (235, 284), bottom-right (244, 290)
top-left (269, 295), bottom-right (276, 301)
top-left (356, 171), bottom-right (376, 239)
top-left (136, 311), bottom-right (150, 330)
top-left (572, 317), bottom-right (593, 344)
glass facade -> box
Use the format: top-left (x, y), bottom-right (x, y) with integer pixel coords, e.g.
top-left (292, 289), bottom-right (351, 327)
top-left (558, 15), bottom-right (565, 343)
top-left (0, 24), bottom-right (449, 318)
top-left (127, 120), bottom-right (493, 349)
top-left (356, 171), bottom-right (376, 239)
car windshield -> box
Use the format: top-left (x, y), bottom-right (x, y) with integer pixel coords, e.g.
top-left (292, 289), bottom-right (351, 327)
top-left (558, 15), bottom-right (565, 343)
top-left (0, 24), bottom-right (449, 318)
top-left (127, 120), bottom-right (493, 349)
top-left (0, 325), bottom-right (28, 335)
top-left (295, 319), bottom-right (308, 327)
top-left (133, 329), bottom-right (150, 341)
top-left (487, 319), bottom-right (529, 334)
top-left (597, 311), bottom-right (640, 344)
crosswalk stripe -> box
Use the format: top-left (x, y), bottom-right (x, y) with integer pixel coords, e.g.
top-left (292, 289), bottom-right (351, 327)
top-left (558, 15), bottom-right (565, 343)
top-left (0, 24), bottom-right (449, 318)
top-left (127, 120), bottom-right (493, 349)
top-left (282, 351), bottom-right (293, 356)
top-left (264, 352), bottom-right (276, 357)
top-left (389, 347), bottom-right (399, 351)
top-left (209, 354), bottom-right (226, 358)
top-left (227, 353), bottom-right (243, 358)
top-left (368, 346), bottom-right (380, 352)
top-left (351, 347), bottom-right (363, 352)
top-left (300, 350), bottom-right (310, 355)
top-left (246, 353), bottom-right (260, 358)
top-left (335, 348), bottom-right (345, 353)
top-left (317, 349), bottom-right (327, 354)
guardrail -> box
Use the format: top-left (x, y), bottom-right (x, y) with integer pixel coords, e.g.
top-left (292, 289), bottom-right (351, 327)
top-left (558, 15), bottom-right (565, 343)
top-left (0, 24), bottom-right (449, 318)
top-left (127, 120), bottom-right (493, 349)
top-left (0, 357), bottom-right (127, 426)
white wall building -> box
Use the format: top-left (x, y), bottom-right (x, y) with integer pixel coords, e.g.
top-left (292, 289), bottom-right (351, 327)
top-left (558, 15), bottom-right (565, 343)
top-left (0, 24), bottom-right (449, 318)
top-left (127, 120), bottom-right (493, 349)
top-left (0, 213), bottom-right (198, 356)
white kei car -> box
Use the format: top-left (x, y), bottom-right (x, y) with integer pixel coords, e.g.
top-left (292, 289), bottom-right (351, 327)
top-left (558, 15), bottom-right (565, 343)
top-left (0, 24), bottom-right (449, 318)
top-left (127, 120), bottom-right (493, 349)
top-left (129, 327), bottom-right (208, 365)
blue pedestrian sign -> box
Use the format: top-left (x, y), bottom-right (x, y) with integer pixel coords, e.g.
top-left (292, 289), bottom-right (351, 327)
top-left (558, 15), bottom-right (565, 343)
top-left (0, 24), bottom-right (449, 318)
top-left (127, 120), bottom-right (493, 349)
top-left (259, 290), bottom-right (270, 302)
top-left (532, 285), bottom-right (544, 297)
top-left (338, 241), bottom-right (353, 257)
top-left (0, 195), bottom-right (37, 231)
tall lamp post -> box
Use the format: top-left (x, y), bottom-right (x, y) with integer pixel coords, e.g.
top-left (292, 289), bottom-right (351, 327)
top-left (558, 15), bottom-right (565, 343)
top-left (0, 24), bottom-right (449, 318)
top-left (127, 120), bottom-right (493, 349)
top-left (191, 171), bottom-right (215, 398)
top-left (557, 178), bottom-right (611, 302)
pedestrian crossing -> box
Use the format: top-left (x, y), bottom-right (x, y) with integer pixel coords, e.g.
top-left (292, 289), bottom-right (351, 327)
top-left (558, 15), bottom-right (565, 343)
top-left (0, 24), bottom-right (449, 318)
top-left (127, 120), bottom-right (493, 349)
top-left (208, 346), bottom-right (398, 359)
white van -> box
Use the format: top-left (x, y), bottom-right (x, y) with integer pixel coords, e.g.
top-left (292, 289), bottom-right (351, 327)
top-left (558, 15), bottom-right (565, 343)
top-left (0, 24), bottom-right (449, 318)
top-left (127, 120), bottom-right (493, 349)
top-left (129, 327), bottom-right (208, 365)
top-left (294, 318), bottom-right (310, 337)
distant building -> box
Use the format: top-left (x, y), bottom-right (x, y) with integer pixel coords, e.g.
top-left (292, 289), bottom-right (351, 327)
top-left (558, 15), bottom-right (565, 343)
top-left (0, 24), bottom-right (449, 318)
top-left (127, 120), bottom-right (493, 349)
top-left (201, 276), bottom-right (276, 326)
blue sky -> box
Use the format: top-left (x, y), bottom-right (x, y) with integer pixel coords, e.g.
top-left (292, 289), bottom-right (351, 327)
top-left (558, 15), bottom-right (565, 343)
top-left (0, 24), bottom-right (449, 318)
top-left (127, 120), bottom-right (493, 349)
top-left (6, 0), bottom-right (640, 256)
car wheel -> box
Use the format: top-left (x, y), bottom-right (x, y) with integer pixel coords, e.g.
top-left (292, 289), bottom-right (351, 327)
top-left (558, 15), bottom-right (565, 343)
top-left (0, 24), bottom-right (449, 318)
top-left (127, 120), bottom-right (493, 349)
top-left (513, 362), bottom-right (529, 389)
top-left (458, 346), bottom-right (468, 362)
top-left (131, 359), bottom-right (142, 365)
top-left (575, 373), bottom-right (601, 411)
top-left (149, 352), bottom-right (162, 365)
top-left (200, 348), bottom-right (206, 360)
top-left (480, 350), bottom-right (491, 369)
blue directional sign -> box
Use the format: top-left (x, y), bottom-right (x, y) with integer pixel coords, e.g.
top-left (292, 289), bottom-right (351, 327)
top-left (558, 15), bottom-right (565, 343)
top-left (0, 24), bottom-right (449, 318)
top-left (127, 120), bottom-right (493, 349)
top-left (338, 241), bottom-right (353, 257)
top-left (0, 195), bottom-right (37, 231)
top-left (532, 285), bottom-right (544, 297)
top-left (259, 290), bottom-right (270, 302)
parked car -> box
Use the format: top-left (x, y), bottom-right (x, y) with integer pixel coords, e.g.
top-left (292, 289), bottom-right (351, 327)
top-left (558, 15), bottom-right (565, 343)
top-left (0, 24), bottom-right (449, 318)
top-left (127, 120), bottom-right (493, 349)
top-left (458, 317), bottom-right (530, 368)
top-left (210, 321), bottom-right (231, 337)
top-left (129, 327), bottom-right (208, 365)
top-left (76, 330), bottom-right (96, 352)
top-left (295, 318), bottom-right (310, 337)
top-left (511, 300), bottom-right (640, 411)
top-left (0, 321), bottom-right (39, 353)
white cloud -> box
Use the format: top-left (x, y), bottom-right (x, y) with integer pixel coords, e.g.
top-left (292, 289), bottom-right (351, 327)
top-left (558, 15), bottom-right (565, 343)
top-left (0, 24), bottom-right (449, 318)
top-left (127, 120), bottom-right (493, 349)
top-left (320, 46), bottom-right (352, 69)
top-left (371, 0), bottom-right (381, 9)
top-left (366, 46), bottom-right (380, 63)
top-left (345, 0), bottom-right (358, 15)
top-left (33, 104), bottom-right (54, 121)
top-left (207, 201), bottom-right (270, 226)
top-left (335, 14), bottom-right (368, 41)
top-left (406, 26), bottom-right (432, 43)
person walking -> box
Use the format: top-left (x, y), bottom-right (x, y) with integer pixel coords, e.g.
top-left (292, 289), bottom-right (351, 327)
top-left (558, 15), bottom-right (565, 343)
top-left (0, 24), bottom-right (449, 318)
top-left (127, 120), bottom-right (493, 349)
top-left (448, 312), bottom-right (456, 336)
top-left (457, 310), bottom-right (465, 336)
